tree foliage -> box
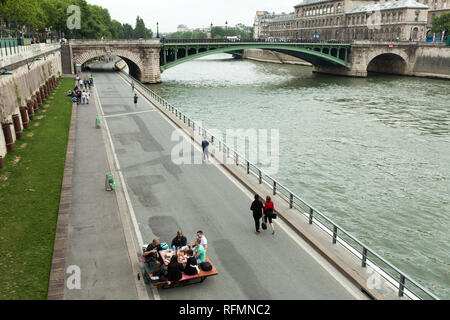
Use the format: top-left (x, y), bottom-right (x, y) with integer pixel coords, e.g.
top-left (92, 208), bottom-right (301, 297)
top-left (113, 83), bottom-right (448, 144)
top-left (0, 0), bottom-right (153, 39)
top-left (431, 12), bottom-right (450, 34)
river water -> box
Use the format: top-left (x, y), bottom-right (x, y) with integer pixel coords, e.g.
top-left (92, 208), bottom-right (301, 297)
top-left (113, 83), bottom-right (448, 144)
top-left (146, 54), bottom-right (450, 298)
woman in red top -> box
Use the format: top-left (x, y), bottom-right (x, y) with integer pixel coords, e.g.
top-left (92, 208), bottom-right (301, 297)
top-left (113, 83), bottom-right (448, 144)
top-left (264, 196), bottom-right (275, 235)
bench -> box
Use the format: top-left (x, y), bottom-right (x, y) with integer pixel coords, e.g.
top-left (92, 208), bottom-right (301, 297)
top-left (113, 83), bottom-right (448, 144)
top-left (142, 257), bottom-right (219, 289)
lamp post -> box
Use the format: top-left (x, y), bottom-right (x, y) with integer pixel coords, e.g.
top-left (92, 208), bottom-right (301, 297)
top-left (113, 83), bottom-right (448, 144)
top-left (209, 23), bottom-right (213, 39)
top-left (156, 22), bottom-right (159, 38)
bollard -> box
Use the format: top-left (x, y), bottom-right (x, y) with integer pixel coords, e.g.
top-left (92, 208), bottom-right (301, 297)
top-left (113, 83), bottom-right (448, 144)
top-left (27, 100), bottom-right (35, 121)
top-left (0, 155), bottom-right (4, 170)
top-left (36, 91), bottom-right (43, 108)
top-left (12, 114), bottom-right (23, 140)
top-left (2, 122), bottom-right (15, 152)
top-left (20, 107), bottom-right (29, 129)
top-left (33, 95), bottom-right (39, 113)
top-left (96, 118), bottom-right (101, 129)
top-left (105, 173), bottom-right (116, 191)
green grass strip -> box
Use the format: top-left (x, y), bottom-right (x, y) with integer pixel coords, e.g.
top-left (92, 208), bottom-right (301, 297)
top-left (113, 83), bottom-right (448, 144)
top-left (0, 77), bottom-right (74, 300)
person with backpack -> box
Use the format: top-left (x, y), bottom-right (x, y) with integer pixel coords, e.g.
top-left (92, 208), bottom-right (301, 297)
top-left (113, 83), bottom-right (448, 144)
top-left (264, 196), bottom-right (276, 235)
top-left (250, 194), bottom-right (264, 234)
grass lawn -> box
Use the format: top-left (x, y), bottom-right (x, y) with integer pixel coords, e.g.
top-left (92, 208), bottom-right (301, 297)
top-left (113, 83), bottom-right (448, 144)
top-left (0, 77), bottom-right (74, 300)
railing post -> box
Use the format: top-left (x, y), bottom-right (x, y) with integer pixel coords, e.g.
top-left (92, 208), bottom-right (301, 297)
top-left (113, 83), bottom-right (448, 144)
top-left (309, 208), bottom-right (313, 224)
top-left (362, 248), bottom-right (368, 267)
top-left (259, 170), bottom-right (262, 184)
top-left (332, 226), bottom-right (338, 244)
top-left (273, 181), bottom-right (277, 195)
top-left (398, 275), bottom-right (406, 297)
top-left (247, 161), bottom-right (250, 174)
top-left (211, 136), bottom-right (214, 144)
top-left (289, 194), bottom-right (293, 209)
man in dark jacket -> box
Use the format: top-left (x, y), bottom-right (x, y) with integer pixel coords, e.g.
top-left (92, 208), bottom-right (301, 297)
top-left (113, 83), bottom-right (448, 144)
top-left (133, 94), bottom-right (138, 106)
top-left (171, 230), bottom-right (187, 249)
top-left (250, 194), bottom-right (264, 234)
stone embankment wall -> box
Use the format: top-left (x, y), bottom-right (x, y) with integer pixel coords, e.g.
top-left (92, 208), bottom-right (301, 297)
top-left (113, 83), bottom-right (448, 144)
top-left (243, 49), bottom-right (312, 66)
top-left (0, 51), bottom-right (62, 157)
top-left (411, 46), bottom-right (450, 79)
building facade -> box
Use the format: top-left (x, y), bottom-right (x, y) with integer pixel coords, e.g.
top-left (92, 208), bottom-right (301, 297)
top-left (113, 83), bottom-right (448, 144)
top-left (254, 0), bottom-right (447, 42)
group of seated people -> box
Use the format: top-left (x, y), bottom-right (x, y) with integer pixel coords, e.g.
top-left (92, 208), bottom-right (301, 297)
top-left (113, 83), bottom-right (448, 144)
top-left (142, 230), bottom-right (209, 286)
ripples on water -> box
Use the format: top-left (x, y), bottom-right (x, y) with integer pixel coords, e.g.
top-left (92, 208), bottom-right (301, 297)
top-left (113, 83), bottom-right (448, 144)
top-left (148, 54), bottom-right (450, 298)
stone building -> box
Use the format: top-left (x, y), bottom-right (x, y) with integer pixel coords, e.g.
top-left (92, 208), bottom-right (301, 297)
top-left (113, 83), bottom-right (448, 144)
top-left (345, 1), bottom-right (429, 41)
top-left (254, 0), bottom-right (447, 41)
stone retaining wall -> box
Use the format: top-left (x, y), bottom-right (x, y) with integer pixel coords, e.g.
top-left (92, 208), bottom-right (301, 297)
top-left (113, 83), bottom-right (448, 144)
top-left (0, 51), bottom-right (62, 157)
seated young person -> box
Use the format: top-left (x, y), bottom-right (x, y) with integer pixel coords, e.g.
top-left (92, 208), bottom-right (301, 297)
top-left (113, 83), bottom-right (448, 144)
top-left (183, 249), bottom-right (199, 276)
top-left (193, 238), bottom-right (206, 264)
top-left (166, 255), bottom-right (184, 286)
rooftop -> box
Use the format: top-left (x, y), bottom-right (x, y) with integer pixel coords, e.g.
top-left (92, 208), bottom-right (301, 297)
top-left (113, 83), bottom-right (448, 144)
top-left (346, 0), bottom-right (428, 13)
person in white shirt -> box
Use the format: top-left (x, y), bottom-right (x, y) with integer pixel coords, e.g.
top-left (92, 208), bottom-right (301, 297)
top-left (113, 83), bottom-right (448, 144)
top-left (196, 230), bottom-right (208, 251)
top-left (85, 90), bottom-right (90, 104)
top-left (81, 91), bottom-right (87, 104)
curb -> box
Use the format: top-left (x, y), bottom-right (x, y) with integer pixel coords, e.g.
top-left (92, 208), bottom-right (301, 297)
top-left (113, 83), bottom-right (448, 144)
top-left (47, 101), bottom-right (77, 300)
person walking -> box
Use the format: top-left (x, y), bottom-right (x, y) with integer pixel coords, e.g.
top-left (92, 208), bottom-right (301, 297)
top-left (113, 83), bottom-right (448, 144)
top-left (86, 90), bottom-right (90, 104)
top-left (201, 138), bottom-right (210, 162)
top-left (133, 93), bottom-right (138, 107)
top-left (250, 194), bottom-right (264, 234)
top-left (131, 81), bottom-right (135, 92)
top-left (264, 196), bottom-right (275, 235)
top-left (81, 91), bottom-right (87, 105)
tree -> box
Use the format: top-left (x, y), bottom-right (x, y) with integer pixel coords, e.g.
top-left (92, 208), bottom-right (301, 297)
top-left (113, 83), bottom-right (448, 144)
top-left (133, 16), bottom-right (152, 39)
top-left (431, 12), bottom-right (450, 34)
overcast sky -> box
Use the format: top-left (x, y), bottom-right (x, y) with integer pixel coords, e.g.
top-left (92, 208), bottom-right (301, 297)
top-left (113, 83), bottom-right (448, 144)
top-left (87, 0), bottom-right (298, 33)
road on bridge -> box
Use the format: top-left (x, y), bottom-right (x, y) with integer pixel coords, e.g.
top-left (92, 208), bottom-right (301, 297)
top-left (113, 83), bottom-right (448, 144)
top-left (91, 62), bottom-right (367, 300)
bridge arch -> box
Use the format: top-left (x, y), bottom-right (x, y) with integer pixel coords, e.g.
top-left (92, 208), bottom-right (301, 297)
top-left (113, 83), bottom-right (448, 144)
top-left (73, 48), bottom-right (144, 80)
top-left (366, 51), bottom-right (408, 75)
top-left (160, 43), bottom-right (351, 71)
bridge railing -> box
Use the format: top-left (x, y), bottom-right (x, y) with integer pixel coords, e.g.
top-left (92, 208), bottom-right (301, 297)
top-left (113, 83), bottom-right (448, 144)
top-left (119, 70), bottom-right (439, 301)
top-left (161, 38), bottom-right (350, 45)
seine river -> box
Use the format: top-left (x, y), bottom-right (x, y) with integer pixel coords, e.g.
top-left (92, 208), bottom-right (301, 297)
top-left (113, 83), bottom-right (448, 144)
top-left (147, 54), bottom-right (450, 298)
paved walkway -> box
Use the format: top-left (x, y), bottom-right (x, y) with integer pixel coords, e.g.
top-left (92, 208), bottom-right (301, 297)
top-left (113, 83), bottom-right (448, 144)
top-left (64, 78), bottom-right (140, 300)
top-left (89, 63), bottom-right (367, 300)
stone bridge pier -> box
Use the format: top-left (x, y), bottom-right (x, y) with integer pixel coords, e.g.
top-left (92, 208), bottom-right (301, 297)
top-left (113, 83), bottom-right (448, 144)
top-left (313, 41), bottom-right (450, 78)
top-left (65, 40), bottom-right (162, 83)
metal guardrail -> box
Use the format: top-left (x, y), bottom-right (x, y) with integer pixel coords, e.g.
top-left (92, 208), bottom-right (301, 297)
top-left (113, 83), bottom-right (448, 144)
top-left (161, 38), bottom-right (349, 44)
top-left (118, 70), bottom-right (439, 301)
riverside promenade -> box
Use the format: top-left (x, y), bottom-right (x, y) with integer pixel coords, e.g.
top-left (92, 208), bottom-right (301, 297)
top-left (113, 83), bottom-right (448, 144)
top-left (60, 61), bottom-right (370, 300)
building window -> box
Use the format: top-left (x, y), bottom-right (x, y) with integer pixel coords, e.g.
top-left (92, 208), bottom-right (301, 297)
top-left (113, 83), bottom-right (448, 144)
top-left (337, 4), bottom-right (342, 13)
top-left (412, 27), bottom-right (418, 40)
top-left (444, 0), bottom-right (447, 8)
top-left (415, 13), bottom-right (419, 22)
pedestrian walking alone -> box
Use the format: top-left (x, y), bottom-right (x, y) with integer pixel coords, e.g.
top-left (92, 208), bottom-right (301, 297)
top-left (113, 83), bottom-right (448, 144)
top-left (264, 196), bottom-right (276, 235)
top-left (131, 81), bottom-right (135, 92)
top-left (250, 194), bottom-right (264, 234)
top-left (133, 93), bottom-right (138, 107)
top-left (201, 138), bottom-right (210, 162)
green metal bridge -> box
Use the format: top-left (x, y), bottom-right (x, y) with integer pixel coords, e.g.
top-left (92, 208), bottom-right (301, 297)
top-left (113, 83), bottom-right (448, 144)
top-left (160, 40), bottom-right (352, 71)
